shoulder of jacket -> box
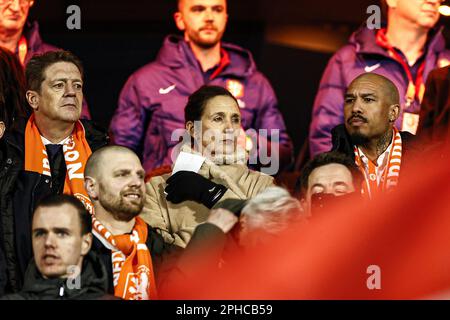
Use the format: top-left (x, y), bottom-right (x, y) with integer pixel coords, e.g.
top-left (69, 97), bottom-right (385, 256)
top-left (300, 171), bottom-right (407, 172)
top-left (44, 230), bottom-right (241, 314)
top-left (146, 173), bottom-right (170, 192)
top-left (81, 120), bottom-right (109, 148)
top-left (330, 44), bottom-right (359, 65)
top-left (249, 168), bottom-right (274, 182)
top-left (428, 65), bottom-right (450, 81)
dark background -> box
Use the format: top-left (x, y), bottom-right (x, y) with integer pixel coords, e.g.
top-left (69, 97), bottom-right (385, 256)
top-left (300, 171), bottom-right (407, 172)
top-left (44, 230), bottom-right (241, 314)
top-left (28, 0), bottom-right (450, 164)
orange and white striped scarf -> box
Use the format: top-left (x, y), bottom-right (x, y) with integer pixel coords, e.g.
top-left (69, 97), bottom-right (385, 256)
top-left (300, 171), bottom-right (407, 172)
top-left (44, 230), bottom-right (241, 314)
top-left (354, 128), bottom-right (402, 198)
top-left (24, 114), bottom-right (93, 208)
top-left (92, 216), bottom-right (157, 300)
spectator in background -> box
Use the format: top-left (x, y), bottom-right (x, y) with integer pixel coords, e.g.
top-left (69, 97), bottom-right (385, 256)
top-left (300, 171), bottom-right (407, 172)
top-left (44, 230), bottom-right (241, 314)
top-left (84, 146), bottom-right (180, 300)
top-left (110, 0), bottom-right (292, 174)
top-left (0, 46), bottom-right (30, 131)
top-left (331, 73), bottom-right (421, 198)
top-left (296, 151), bottom-right (363, 216)
top-left (0, 46), bottom-right (29, 294)
top-left (419, 65), bottom-right (450, 144)
top-left (0, 51), bottom-right (108, 292)
top-left (1, 194), bottom-right (111, 300)
top-left (309, 0), bottom-right (450, 157)
top-left (141, 86), bottom-right (275, 248)
top-left (0, 0), bottom-right (91, 118)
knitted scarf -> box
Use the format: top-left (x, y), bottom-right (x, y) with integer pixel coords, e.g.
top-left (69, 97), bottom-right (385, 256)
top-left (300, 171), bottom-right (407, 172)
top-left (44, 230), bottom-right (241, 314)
top-left (354, 128), bottom-right (402, 198)
top-left (92, 216), bottom-right (157, 300)
top-left (24, 114), bottom-right (92, 208)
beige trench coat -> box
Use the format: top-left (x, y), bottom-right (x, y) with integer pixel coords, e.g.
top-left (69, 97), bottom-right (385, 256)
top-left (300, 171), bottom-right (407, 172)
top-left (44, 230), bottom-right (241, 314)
top-left (140, 162), bottom-right (274, 247)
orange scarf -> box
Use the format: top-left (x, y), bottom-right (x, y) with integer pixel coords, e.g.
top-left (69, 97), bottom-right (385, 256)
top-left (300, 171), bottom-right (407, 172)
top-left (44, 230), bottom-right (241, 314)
top-left (24, 114), bottom-right (93, 209)
top-left (354, 128), bottom-right (402, 198)
top-left (92, 216), bottom-right (157, 300)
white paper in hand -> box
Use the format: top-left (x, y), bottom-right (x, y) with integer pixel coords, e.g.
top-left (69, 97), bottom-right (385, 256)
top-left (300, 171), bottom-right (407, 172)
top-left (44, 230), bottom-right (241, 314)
top-left (172, 151), bottom-right (206, 175)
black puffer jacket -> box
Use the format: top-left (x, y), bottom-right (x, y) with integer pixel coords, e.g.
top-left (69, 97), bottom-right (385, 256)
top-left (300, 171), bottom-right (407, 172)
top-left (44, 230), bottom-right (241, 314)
top-left (0, 117), bottom-right (109, 292)
top-left (0, 251), bottom-right (113, 300)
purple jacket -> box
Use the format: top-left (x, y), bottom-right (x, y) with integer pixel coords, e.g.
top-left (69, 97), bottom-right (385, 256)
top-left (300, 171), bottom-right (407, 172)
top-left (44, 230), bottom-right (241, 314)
top-left (110, 35), bottom-right (292, 172)
top-left (21, 21), bottom-right (91, 120)
top-left (309, 26), bottom-right (450, 156)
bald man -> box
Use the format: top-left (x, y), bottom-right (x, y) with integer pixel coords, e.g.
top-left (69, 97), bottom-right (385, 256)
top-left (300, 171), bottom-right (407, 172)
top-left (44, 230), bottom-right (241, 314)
top-left (330, 73), bottom-right (421, 198)
top-left (309, 0), bottom-right (450, 157)
top-left (84, 146), bottom-right (180, 300)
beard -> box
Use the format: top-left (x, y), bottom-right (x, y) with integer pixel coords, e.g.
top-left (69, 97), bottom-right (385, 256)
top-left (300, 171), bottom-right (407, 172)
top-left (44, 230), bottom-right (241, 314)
top-left (187, 28), bottom-right (224, 49)
top-left (98, 184), bottom-right (144, 222)
top-left (349, 131), bottom-right (370, 146)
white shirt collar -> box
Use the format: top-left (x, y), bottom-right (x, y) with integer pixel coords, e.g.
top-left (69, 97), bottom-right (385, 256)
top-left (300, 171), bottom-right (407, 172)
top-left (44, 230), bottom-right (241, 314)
top-left (357, 132), bottom-right (394, 185)
top-left (41, 135), bottom-right (70, 146)
top-left (357, 142), bottom-right (393, 168)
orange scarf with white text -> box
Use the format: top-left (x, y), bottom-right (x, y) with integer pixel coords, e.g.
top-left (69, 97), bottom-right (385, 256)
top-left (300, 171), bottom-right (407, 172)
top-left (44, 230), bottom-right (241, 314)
top-left (354, 128), bottom-right (402, 198)
top-left (92, 216), bottom-right (157, 300)
top-left (24, 114), bottom-right (93, 209)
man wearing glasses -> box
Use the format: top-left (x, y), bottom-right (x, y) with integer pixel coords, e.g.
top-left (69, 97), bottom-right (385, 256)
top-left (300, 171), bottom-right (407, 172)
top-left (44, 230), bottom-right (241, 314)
top-left (0, 0), bottom-right (91, 118)
top-left (309, 0), bottom-right (450, 157)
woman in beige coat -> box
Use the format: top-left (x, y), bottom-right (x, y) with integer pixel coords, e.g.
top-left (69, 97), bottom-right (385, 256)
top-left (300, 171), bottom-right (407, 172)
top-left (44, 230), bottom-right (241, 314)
top-left (140, 86), bottom-right (275, 247)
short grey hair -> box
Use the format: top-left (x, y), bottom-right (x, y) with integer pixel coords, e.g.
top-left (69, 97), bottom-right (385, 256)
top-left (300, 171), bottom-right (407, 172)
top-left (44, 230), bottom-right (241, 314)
top-left (241, 187), bottom-right (303, 234)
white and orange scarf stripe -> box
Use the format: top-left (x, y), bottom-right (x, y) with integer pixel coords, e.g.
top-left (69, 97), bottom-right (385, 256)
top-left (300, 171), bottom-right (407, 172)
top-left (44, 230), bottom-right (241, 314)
top-left (92, 216), bottom-right (158, 300)
top-left (24, 114), bottom-right (93, 208)
top-left (354, 128), bottom-right (402, 198)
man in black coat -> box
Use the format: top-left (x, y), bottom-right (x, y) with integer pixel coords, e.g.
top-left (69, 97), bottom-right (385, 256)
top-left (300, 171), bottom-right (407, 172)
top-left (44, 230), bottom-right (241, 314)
top-left (84, 146), bottom-right (180, 300)
top-left (330, 73), bottom-right (421, 198)
top-left (0, 51), bottom-right (108, 293)
top-left (419, 65), bottom-right (450, 144)
top-left (0, 194), bottom-right (111, 300)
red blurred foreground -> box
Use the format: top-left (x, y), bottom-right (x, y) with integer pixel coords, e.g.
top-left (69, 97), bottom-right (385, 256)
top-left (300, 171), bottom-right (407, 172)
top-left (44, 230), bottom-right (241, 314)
top-left (162, 142), bottom-right (450, 300)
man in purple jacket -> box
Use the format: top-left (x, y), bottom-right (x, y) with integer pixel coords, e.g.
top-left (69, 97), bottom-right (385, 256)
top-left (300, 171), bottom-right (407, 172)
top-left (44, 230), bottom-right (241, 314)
top-left (309, 0), bottom-right (450, 157)
top-left (0, 0), bottom-right (90, 119)
top-left (110, 0), bottom-right (293, 174)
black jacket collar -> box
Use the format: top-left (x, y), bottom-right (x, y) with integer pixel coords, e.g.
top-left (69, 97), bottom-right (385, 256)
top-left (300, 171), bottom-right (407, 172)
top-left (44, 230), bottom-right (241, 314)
top-left (15, 251), bottom-right (109, 300)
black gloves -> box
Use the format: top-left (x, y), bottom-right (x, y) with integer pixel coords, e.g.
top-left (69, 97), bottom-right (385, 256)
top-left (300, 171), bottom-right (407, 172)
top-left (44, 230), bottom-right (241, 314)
top-left (165, 171), bottom-right (228, 209)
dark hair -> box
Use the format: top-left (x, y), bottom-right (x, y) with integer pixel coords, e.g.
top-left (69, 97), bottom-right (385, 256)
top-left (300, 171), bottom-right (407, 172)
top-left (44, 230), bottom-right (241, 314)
top-left (25, 50), bottom-right (84, 93)
top-left (0, 47), bottom-right (31, 128)
top-left (34, 194), bottom-right (92, 235)
top-left (184, 85), bottom-right (239, 124)
top-left (296, 151), bottom-right (364, 197)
